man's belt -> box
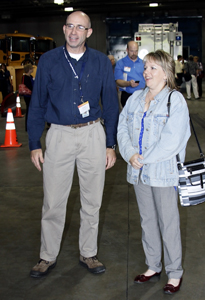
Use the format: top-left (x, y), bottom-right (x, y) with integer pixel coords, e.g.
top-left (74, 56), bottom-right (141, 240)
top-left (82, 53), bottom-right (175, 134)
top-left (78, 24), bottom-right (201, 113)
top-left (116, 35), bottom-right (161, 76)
top-left (65, 118), bottom-right (100, 129)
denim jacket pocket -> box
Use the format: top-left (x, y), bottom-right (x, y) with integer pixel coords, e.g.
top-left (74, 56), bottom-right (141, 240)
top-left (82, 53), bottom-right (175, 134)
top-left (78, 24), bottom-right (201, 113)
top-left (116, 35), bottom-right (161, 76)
top-left (153, 114), bottom-right (168, 137)
top-left (126, 112), bottom-right (134, 124)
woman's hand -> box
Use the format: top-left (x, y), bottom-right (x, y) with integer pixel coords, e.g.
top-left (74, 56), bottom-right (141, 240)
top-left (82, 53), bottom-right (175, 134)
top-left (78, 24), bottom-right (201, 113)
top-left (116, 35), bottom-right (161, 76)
top-left (129, 153), bottom-right (144, 169)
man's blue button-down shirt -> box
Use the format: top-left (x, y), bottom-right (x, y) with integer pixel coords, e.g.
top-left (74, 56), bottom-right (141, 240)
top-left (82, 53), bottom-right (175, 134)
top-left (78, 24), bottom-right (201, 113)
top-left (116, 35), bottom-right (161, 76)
top-left (27, 45), bottom-right (119, 151)
top-left (114, 55), bottom-right (145, 94)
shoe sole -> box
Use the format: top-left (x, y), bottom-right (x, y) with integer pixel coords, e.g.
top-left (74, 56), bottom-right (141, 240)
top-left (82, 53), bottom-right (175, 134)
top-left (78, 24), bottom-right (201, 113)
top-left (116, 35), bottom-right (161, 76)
top-left (79, 260), bottom-right (106, 274)
top-left (164, 289), bottom-right (180, 295)
top-left (30, 261), bottom-right (57, 278)
top-left (134, 274), bottom-right (161, 284)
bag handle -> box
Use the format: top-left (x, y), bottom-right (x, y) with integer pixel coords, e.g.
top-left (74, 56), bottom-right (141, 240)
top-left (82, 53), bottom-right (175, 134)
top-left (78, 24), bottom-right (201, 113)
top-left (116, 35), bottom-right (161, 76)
top-left (167, 90), bottom-right (204, 167)
top-left (167, 90), bottom-right (174, 117)
top-left (189, 117), bottom-right (204, 157)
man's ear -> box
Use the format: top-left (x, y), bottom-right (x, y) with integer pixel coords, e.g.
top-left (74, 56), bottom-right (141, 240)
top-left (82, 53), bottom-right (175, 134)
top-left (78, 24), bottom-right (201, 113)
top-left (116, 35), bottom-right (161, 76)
top-left (87, 28), bottom-right (93, 39)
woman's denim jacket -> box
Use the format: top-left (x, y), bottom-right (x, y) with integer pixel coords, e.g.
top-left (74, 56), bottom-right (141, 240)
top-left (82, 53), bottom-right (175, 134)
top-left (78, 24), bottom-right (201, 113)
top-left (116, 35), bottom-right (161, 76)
top-left (117, 86), bottom-right (191, 187)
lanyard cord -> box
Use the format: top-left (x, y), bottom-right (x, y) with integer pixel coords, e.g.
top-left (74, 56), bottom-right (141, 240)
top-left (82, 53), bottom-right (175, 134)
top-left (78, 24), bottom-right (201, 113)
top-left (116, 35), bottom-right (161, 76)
top-left (63, 47), bottom-right (86, 102)
top-left (63, 47), bottom-right (78, 78)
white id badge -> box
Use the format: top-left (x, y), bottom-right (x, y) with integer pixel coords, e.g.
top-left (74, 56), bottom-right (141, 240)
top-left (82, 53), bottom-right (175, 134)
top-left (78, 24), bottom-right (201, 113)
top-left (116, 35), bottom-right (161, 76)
top-left (78, 101), bottom-right (90, 118)
top-left (124, 66), bottom-right (131, 72)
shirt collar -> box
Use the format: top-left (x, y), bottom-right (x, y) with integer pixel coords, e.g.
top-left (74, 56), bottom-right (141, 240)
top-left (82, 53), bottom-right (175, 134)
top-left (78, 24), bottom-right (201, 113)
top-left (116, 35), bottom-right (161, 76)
top-left (63, 42), bottom-right (89, 62)
top-left (127, 55), bottom-right (140, 63)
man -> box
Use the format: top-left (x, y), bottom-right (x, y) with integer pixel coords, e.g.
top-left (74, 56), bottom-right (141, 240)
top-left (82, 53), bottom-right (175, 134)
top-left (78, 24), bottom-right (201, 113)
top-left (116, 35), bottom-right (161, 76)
top-left (194, 56), bottom-right (203, 97)
top-left (28, 11), bottom-right (119, 278)
top-left (184, 55), bottom-right (200, 100)
top-left (114, 41), bottom-right (145, 107)
top-left (175, 55), bottom-right (184, 87)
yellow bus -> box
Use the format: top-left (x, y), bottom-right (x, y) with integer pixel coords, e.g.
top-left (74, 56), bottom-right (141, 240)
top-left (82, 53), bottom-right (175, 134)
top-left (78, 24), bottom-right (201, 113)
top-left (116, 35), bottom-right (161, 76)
top-left (34, 36), bottom-right (56, 65)
top-left (0, 31), bottom-right (35, 66)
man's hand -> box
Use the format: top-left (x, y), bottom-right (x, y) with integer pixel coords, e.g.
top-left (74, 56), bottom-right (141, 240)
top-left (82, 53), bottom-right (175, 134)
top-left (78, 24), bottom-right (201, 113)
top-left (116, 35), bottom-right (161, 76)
top-left (106, 148), bottom-right (116, 170)
top-left (129, 153), bottom-right (144, 170)
top-left (129, 80), bottom-right (139, 88)
top-left (31, 149), bottom-right (44, 171)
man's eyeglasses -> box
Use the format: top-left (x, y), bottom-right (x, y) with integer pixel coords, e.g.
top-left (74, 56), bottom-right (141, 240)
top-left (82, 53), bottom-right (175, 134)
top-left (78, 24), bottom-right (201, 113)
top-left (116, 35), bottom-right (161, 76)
top-left (65, 23), bottom-right (89, 32)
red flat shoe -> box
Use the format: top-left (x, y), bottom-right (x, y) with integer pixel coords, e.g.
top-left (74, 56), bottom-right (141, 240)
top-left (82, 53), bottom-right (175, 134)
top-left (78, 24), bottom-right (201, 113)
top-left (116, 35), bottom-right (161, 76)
top-left (134, 271), bottom-right (161, 284)
top-left (163, 278), bottom-right (182, 294)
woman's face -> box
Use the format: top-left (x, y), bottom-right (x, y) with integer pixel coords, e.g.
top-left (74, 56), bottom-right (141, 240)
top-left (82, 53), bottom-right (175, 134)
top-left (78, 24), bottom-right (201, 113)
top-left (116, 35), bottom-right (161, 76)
top-left (143, 59), bottom-right (167, 92)
top-left (28, 68), bottom-right (33, 75)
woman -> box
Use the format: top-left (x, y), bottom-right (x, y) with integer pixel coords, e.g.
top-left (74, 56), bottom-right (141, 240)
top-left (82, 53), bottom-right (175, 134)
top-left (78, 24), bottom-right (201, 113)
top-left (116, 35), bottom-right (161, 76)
top-left (22, 63), bottom-right (34, 131)
top-left (117, 50), bottom-right (190, 295)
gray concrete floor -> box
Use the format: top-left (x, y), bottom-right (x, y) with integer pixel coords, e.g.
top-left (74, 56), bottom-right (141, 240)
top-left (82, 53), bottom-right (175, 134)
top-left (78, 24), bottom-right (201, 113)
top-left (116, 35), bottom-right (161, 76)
top-left (0, 85), bottom-right (205, 300)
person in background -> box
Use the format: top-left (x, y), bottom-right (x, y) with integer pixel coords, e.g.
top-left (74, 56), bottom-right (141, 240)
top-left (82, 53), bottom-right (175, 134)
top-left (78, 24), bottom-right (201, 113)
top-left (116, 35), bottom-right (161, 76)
top-left (0, 64), bottom-right (10, 99)
top-left (194, 56), bottom-right (203, 97)
top-left (22, 63), bottom-right (34, 131)
top-left (175, 55), bottom-right (184, 87)
top-left (28, 11), bottom-right (119, 278)
top-left (117, 50), bottom-right (190, 295)
top-left (1, 63), bottom-right (12, 94)
top-left (114, 41), bottom-right (145, 107)
top-left (184, 55), bottom-right (200, 100)
top-left (107, 54), bottom-right (116, 71)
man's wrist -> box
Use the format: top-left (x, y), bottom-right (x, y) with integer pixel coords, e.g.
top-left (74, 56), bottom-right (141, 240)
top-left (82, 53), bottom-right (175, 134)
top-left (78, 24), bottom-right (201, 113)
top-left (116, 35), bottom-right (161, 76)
top-left (107, 145), bottom-right (116, 151)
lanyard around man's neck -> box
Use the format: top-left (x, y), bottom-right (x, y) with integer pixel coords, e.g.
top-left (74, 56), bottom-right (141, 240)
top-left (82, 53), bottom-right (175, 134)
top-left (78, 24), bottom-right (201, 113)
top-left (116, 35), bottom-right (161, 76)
top-left (63, 46), bottom-right (86, 102)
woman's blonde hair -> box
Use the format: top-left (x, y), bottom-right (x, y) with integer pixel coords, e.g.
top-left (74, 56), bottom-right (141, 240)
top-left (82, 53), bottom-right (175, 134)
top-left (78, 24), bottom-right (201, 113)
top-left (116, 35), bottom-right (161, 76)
top-left (143, 49), bottom-right (177, 90)
top-left (24, 63), bottom-right (33, 74)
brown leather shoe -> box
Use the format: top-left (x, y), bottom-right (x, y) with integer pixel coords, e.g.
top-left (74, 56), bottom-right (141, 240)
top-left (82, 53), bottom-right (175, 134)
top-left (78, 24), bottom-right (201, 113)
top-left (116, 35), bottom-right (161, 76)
top-left (163, 278), bottom-right (182, 294)
top-left (30, 259), bottom-right (57, 278)
top-left (134, 272), bottom-right (161, 284)
top-left (79, 255), bottom-right (105, 274)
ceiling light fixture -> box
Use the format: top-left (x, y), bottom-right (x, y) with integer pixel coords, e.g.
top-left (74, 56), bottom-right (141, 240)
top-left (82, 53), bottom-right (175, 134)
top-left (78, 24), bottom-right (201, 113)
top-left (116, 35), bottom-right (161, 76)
top-left (54, 0), bottom-right (64, 5)
top-left (64, 7), bottom-right (73, 11)
top-left (149, 3), bottom-right (158, 7)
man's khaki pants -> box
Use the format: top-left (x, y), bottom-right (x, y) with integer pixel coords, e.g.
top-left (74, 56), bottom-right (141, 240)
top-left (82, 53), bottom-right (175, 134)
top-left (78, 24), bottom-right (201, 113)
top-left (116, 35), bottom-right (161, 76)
top-left (40, 122), bottom-right (106, 261)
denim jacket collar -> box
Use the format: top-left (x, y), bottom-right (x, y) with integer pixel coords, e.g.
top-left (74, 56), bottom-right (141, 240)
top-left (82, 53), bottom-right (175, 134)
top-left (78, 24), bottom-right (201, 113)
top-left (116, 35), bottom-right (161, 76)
top-left (138, 86), bottom-right (171, 112)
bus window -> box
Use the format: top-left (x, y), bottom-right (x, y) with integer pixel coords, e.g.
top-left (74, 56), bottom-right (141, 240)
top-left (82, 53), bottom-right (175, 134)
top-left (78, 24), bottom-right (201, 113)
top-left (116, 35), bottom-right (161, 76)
top-left (0, 39), bottom-right (7, 53)
top-left (11, 37), bottom-right (30, 52)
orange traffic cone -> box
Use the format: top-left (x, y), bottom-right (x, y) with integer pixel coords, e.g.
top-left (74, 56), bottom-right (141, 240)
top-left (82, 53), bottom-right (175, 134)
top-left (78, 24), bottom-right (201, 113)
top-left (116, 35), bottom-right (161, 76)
top-left (15, 94), bottom-right (24, 118)
top-left (1, 108), bottom-right (22, 148)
